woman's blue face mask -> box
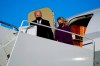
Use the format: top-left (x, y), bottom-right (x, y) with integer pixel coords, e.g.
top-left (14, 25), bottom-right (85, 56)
top-left (59, 23), bottom-right (63, 28)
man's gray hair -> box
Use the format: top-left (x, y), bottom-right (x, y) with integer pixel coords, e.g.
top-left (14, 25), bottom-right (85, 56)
top-left (34, 10), bottom-right (42, 15)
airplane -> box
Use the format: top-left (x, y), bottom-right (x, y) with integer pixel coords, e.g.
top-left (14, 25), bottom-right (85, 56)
top-left (0, 7), bottom-right (100, 66)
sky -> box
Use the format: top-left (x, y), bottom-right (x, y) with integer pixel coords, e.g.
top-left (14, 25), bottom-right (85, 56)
top-left (0, 0), bottom-right (100, 27)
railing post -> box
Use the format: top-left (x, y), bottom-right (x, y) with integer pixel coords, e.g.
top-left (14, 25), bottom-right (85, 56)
top-left (93, 41), bottom-right (95, 66)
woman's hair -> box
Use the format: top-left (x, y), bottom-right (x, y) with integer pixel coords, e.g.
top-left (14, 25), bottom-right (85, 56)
top-left (57, 17), bottom-right (68, 26)
top-left (57, 17), bottom-right (64, 22)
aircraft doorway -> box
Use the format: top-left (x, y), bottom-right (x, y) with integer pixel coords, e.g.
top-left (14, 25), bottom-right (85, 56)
top-left (69, 14), bottom-right (93, 47)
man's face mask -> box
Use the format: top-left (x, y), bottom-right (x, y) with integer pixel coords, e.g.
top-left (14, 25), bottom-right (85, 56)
top-left (36, 17), bottom-right (42, 20)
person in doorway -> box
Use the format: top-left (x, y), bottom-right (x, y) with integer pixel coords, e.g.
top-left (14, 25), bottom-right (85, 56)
top-left (55, 17), bottom-right (73, 44)
top-left (30, 10), bottom-right (54, 40)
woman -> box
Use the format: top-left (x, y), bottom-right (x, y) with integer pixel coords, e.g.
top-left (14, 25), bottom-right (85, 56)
top-left (55, 17), bottom-right (73, 44)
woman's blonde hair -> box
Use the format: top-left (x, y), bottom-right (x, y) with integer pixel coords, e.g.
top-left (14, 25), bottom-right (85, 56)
top-left (57, 17), bottom-right (68, 26)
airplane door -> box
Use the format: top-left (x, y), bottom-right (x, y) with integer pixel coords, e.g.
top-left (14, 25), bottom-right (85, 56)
top-left (68, 14), bottom-right (93, 47)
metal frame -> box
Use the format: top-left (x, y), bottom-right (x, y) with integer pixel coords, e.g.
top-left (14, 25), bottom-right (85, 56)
top-left (0, 21), bottom-right (19, 31)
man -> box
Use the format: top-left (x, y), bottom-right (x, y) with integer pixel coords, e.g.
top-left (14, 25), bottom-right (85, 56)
top-left (30, 10), bottom-right (54, 40)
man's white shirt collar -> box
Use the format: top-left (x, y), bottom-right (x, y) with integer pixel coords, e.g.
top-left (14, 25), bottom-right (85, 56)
top-left (37, 20), bottom-right (42, 24)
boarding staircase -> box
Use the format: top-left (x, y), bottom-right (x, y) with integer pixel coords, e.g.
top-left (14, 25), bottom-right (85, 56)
top-left (0, 20), bottom-right (95, 66)
top-left (0, 21), bottom-right (18, 66)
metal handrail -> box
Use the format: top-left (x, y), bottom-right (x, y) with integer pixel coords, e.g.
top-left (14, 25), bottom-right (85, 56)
top-left (82, 42), bottom-right (93, 46)
top-left (22, 20), bottom-right (95, 65)
top-left (0, 21), bottom-right (19, 31)
top-left (20, 20), bottom-right (95, 46)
